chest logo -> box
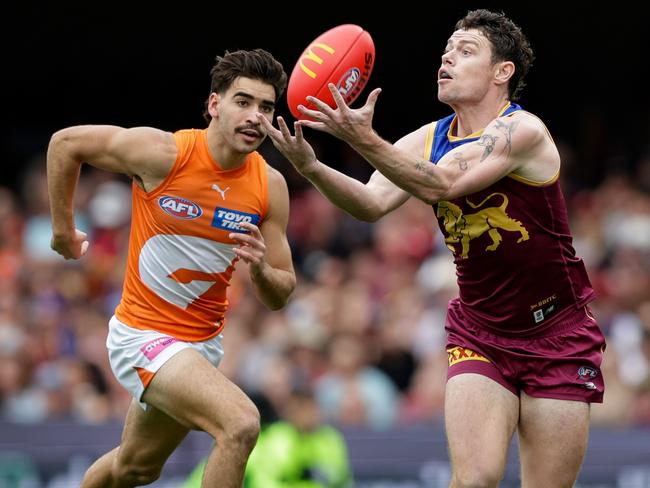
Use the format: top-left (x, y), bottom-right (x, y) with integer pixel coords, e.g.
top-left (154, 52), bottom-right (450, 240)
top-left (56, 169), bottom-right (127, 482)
top-left (211, 183), bottom-right (231, 200)
top-left (212, 207), bottom-right (261, 231)
top-left (159, 196), bottom-right (203, 219)
top-left (437, 192), bottom-right (529, 258)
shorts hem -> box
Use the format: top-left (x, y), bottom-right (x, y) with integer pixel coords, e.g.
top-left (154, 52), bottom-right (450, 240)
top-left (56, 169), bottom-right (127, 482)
top-left (448, 360), bottom-right (518, 396)
top-left (521, 389), bottom-right (604, 404)
top-left (108, 316), bottom-right (225, 410)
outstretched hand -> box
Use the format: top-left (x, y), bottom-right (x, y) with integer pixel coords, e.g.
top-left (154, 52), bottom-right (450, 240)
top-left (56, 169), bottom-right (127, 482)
top-left (257, 113), bottom-right (319, 176)
top-left (298, 83), bottom-right (382, 144)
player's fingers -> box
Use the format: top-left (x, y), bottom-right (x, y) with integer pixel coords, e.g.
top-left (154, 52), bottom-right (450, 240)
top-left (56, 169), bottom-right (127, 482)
top-left (237, 222), bottom-right (261, 238)
top-left (327, 83), bottom-right (348, 109)
top-left (256, 113), bottom-right (276, 133)
top-left (303, 96), bottom-right (335, 117)
top-left (294, 122), bottom-right (305, 142)
top-left (276, 116), bottom-right (294, 140)
top-left (298, 120), bottom-right (327, 132)
top-left (233, 247), bottom-right (254, 262)
top-left (364, 88), bottom-right (382, 110)
top-left (229, 233), bottom-right (253, 247)
top-left (258, 116), bottom-right (286, 146)
top-left (298, 104), bottom-right (325, 120)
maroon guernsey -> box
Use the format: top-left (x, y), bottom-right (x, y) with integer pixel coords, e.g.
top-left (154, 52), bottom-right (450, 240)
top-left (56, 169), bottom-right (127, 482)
top-left (428, 105), bottom-right (595, 335)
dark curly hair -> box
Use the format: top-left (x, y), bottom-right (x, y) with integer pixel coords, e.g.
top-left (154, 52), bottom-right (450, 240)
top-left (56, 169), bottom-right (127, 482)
top-left (202, 48), bottom-right (287, 123)
top-left (456, 9), bottom-right (535, 101)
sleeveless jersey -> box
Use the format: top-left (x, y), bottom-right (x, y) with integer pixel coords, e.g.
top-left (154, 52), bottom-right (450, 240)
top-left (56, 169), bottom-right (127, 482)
top-left (425, 103), bottom-right (595, 335)
top-left (115, 129), bottom-right (269, 341)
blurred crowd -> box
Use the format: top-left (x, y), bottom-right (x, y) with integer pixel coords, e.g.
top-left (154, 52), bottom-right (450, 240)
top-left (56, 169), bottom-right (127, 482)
top-left (1, 139), bottom-right (650, 430)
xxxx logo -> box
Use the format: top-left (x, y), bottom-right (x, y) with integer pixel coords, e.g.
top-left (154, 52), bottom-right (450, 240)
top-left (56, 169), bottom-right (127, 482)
top-left (447, 346), bottom-right (491, 367)
top-left (299, 43), bottom-right (335, 79)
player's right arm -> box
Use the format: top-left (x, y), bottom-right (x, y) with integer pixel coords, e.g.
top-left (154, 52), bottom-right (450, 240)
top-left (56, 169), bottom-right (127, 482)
top-left (259, 114), bottom-right (426, 222)
top-left (47, 125), bottom-right (177, 259)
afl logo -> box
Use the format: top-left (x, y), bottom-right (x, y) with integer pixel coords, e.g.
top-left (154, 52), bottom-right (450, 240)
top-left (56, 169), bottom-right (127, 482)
top-left (577, 366), bottom-right (598, 379)
top-left (158, 196), bottom-right (203, 219)
top-left (337, 67), bottom-right (361, 97)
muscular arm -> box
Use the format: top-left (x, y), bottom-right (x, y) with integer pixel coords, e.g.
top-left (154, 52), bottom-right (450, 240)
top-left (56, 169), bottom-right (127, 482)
top-left (298, 161), bottom-right (408, 222)
top-left (259, 115), bottom-right (419, 222)
top-left (47, 125), bottom-right (176, 258)
top-left (298, 86), bottom-right (558, 205)
top-left (351, 112), bottom-right (553, 203)
top-left (236, 167), bottom-right (296, 310)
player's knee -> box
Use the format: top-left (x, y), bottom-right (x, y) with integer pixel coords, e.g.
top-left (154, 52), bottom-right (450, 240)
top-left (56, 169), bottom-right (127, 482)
top-left (452, 466), bottom-right (503, 488)
top-left (113, 459), bottom-right (163, 486)
top-left (223, 406), bottom-right (260, 452)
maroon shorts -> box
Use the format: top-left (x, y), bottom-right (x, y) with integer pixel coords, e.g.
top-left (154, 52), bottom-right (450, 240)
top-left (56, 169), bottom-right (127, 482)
top-left (445, 301), bottom-right (606, 403)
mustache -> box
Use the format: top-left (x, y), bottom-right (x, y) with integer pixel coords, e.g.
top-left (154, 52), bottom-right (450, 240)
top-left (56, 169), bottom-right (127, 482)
top-left (236, 123), bottom-right (263, 135)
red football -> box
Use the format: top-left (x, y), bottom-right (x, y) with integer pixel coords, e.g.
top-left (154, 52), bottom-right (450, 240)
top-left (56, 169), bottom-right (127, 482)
top-left (287, 24), bottom-right (375, 120)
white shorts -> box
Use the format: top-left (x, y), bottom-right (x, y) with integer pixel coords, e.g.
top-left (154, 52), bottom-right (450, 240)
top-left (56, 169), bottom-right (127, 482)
top-left (107, 315), bottom-right (224, 410)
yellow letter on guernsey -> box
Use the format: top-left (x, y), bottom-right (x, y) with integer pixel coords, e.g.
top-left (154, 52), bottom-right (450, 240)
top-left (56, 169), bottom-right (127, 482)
top-left (300, 43), bottom-right (336, 79)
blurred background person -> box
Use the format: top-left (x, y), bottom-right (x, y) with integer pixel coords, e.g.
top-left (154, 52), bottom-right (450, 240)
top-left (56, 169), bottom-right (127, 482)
top-left (183, 388), bottom-right (353, 488)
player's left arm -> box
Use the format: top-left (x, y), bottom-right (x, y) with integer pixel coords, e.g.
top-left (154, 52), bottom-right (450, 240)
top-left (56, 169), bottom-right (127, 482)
top-left (353, 111), bottom-right (550, 203)
top-left (300, 85), bottom-right (554, 204)
top-left (229, 167), bottom-right (296, 310)
top-left (431, 111), bottom-right (555, 200)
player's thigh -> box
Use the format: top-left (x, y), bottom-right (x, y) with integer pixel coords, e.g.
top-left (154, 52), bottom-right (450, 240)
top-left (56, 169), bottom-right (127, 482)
top-left (142, 347), bottom-right (259, 436)
top-left (518, 392), bottom-right (590, 488)
top-left (445, 373), bottom-right (519, 478)
top-left (116, 399), bottom-right (190, 470)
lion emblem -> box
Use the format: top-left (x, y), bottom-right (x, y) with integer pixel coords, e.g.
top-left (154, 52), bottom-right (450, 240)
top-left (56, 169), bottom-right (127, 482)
top-left (437, 193), bottom-right (529, 258)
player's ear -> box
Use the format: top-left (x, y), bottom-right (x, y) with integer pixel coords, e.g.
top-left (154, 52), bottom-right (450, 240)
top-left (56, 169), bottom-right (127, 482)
top-left (207, 92), bottom-right (221, 118)
top-left (494, 61), bottom-right (515, 86)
